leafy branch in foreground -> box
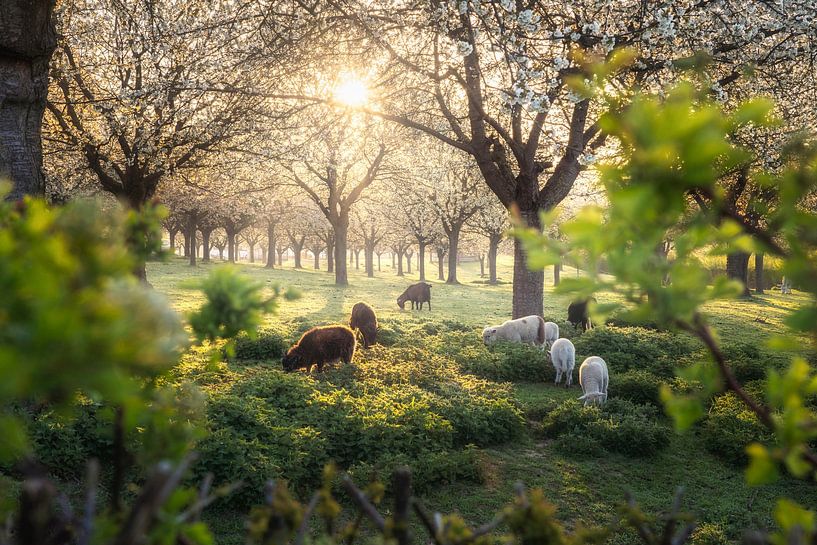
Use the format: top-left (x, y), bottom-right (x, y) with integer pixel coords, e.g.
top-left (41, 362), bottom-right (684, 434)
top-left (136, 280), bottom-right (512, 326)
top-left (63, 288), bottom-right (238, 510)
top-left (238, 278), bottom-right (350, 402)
top-left (514, 60), bottom-right (817, 529)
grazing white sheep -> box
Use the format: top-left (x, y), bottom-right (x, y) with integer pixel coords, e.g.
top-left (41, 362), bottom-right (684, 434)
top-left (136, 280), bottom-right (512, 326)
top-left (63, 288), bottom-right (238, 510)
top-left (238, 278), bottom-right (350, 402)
top-left (578, 356), bottom-right (609, 406)
top-left (543, 321), bottom-right (559, 347)
top-left (548, 338), bottom-right (575, 386)
top-left (482, 315), bottom-right (546, 349)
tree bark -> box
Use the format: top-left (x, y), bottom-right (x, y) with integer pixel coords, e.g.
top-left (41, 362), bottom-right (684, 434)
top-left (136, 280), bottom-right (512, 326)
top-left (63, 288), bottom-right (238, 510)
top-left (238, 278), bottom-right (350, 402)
top-left (277, 247), bottom-right (285, 266)
top-left (291, 240), bottom-right (304, 268)
top-left (755, 253), bottom-right (764, 294)
top-left (266, 223), bottom-right (276, 268)
top-left (377, 252), bottom-right (382, 272)
top-left (405, 251), bottom-right (413, 274)
top-left (248, 243), bottom-right (256, 263)
top-left (553, 261), bottom-right (560, 286)
top-left (446, 226), bottom-right (461, 284)
top-left (479, 254), bottom-right (485, 277)
top-left (201, 229), bottom-right (212, 262)
top-left (418, 241), bottom-right (427, 281)
top-left (326, 238), bottom-right (334, 273)
top-left (334, 216), bottom-right (349, 285)
top-left (365, 245), bottom-right (374, 277)
top-left (312, 247), bottom-right (321, 269)
top-left (354, 248), bottom-right (360, 270)
top-left (396, 249), bottom-right (404, 276)
top-left (488, 235), bottom-right (500, 284)
top-left (226, 229), bottom-right (237, 262)
top-left (511, 209), bottom-right (544, 317)
top-left (726, 251), bottom-right (751, 297)
top-left (187, 214), bottom-right (197, 267)
top-left (0, 0), bottom-right (57, 199)
top-left (437, 247), bottom-right (446, 281)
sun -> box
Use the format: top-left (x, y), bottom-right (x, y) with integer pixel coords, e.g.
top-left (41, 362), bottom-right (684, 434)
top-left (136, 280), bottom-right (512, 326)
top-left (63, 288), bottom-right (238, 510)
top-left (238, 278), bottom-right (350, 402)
top-left (333, 78), bottom-right (369, 107)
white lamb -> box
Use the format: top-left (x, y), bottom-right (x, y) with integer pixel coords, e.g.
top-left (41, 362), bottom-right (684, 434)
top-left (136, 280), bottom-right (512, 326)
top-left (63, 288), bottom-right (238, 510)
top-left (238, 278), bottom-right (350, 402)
top-left (548, 338), bottom-right (575, 386)
top-left (578, 356), bottom-right (609, 406)
top-left (482, 315), bottom-right (546, 349)
top-left (543, 321), bottom-right (559, 347)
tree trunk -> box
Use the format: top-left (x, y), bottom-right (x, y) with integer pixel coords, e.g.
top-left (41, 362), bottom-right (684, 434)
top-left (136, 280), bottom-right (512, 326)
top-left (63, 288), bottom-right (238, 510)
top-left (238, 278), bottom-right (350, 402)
top-left (726, 251), bottom-right (751, 297)
top-left (488, 236), bottom-right (499, 284)
top-left (392, 252), bottom-right (396, 268)
top-left (755, 253), bottom-right (764, 295)
top-left (292, 241), bottom-right (303, 268)
top-left (511, 209), bottom-right (544, 318)
top-left (418, 241), bottom-right (426, 281)
top-left (168, 229), bottom-right (178, 255)
top-left (479, 254), bottom-right (485, 277)
top-left (446, 227), bottom-right (461, 284)
top-left (226, 230), bottom-right (237, 262)
top-left (201, 230), bottom-right (211, 262)
top-left (326, 239), bottom-right (334, 273)
top-left (277, 247), bottom-right (285, 266)
top-left (182, 231), bottom-right (189, 257)
top-left (0, 0), bottom-right (57, 199)
top-left (334, 217), bottom-right (349, 286)
top-left (406, 252), bottom-right (413, 274)
top-left (365, 245), bottom-right (374, 277)
top-left (354, 249), bottom-right (360, 270)
top-left (396, 249), bottom-right (404, 276)
top-left (187, 216), bottom-right (197, 267)
top-left (217, 246), bottom-right (224, 260)
top-left (248, 243), bottom-right (256, 263)
top-left (437, 248), bottom-right (445, 281)
top-left (553, 261), bottom-right (560, 286)
top-left (377, 252), bottom-right (382, 272)
top-left (266, 224), bottom-right (275, 268)
top-left (312, 248), bottom-right (320, 270)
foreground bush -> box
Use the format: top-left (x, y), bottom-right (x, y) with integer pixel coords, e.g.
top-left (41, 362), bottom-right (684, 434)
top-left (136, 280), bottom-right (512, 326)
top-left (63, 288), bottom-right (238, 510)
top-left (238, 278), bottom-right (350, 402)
top-left (700, 392), bottom-right (772, 466)
top-left (543, 399), bottom-right (671, 457)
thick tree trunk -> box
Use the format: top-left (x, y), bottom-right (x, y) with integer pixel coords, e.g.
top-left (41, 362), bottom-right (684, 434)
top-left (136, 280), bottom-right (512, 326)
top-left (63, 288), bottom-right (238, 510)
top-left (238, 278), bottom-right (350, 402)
top-left (437, 248), bottom-right (445, 281)
top-left (334, 217), bottom-right (349, 286)
top-left (201, 230), bottom-right (212, 262)
top-left (726, 251), bottom-right (751, 297)
top-left (418, 241), bottom-right (427, 281)
top-left (326, 239), bottom-right (334, 273)
top-left (488, 236), bottom-right (499, 284)
top-left (396, 250), bottom-right (404, 276)
top-left (292, 241), bottom-right (303, 268)
top-left (266, 224), bottom-right (275, 268)
top-left (312, 248), bottom-right (320, 270)
top-left (0, 0), bottom-right (57, 199)
top-left (512, 209), bottom-right (544, 318)
top-left (755, 253), bottom-right (764, 295)
top-left (226, 230), bottom-right (237, 262)
top-left (248, 243), bottom-right (256, 263)
top-left (446, 227), bottom-right (461, 284)
top-left (406, 252), bottom-right (413, 274)
top-left (365, 245), bottom-right (374, 277)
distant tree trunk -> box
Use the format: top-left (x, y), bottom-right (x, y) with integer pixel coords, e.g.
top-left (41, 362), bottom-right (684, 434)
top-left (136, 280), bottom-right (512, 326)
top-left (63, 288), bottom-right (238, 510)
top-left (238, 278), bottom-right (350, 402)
top-left (311, 247), bottom-right (321, 270)
top-left (396, 249), bottom-right (405, 276)
top-left (488, 235), bottom-right (500, 284)
top-left (405, 251), bottom-right (413, 274)
top-left (377, 252), bottom-right (382, 272)
top-left (365, 245), bottom-right (375, 277)
top-left (755, 253), bottom-right (764, 294)
top-left (479, 254), bottom-right (485, 277)
top-left (334, 216), bottom-right (350, 286)
top-left (168, 228), bottom-right (178, 255)
top-left (182, 231), bottom-right (189, 257)
top-left (446, 226), bottom-right (461, 284)
top-left (553, 261), bottom-right (560, 286)
top-left (354, 248), bottom-right (361, 270)
top-left (726, 251), bottom-right (751, 297)
top-left (0, 0), bottom-right (57, 199)
top-left (350, 249), bottom-right (354, 265)
top-left (216, 245), bottom-right (225, 260)
top-left (417, 241), bottom-right (427, 281)
top-left (187, 214), bottom-right (197, 267)
top-left (226, 228), bottom-right (237, 262)
top-left (436, 247), bottom-right (446, 281)
top-left (201, 229), bottom-right (212, 262)
top-left (391, 252), bottom-right (396, 268)
top-left (266, 223), bottom-right (276, 269)
top-left (326, 238), bottom-right (334, 273)
top-left (248, 243), bottom-right (256, 263)
top-left (291, 239), bottom-right (304, 268)
top-left (276, 246), bottom-right (285, 266)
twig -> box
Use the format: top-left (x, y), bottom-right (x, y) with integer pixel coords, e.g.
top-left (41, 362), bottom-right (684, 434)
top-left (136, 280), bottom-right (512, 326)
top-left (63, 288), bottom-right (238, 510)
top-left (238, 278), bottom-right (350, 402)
top-left (78, 459), bottom-right (99, 545)
top-left (177, 481), bottom-right (243, 524)
top-left (393, 468), bottom-right (411, 545)
top-left (625, 492), bottom-right (655, 545)
top-left (342, 476), bottom-right (385, 532)
top-left (660, 488), bottom-right (684, 545)
top-left (412, 501), bottom-right (444, 545)
top-left (294, 492), bottom-right (321, 545)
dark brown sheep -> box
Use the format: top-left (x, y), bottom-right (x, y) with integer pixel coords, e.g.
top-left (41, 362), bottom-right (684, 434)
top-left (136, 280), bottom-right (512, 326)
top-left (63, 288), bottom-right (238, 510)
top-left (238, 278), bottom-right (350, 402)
top-left (282, 325), bottom-right (356, 373)
top-left (567, 297), bottom-right (596, 332)
top-left (397, 282), bottom-right (432, 310)
top-left (349, 302), bottom-right (378, 348)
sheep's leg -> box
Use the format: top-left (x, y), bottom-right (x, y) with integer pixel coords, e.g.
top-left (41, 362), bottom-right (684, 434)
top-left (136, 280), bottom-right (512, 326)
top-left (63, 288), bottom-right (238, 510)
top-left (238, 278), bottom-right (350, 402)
top-left (555, 370), bottom-right (561, 384)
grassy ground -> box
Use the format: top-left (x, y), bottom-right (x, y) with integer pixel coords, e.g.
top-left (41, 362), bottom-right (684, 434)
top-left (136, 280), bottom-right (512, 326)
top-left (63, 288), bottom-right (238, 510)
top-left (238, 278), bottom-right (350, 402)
top-left (148, 254), bottom-right (816, 544)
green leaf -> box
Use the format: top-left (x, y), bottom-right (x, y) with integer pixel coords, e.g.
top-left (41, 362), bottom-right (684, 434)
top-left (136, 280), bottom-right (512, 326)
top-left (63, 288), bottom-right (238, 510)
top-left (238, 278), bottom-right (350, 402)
top-left (745, 443), bottom-right (778, 485)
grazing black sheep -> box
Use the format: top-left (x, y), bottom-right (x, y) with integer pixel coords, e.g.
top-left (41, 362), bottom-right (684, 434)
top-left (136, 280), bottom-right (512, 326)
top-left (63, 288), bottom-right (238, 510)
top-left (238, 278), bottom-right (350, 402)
top-left (567, 298), bottom-right (596, 332)
top-left (282, 325), bottom-right (356, 373)
top-left (397, 282), bottom-right (432, 310)
top-left (349, 301), bottom-right (378, 348)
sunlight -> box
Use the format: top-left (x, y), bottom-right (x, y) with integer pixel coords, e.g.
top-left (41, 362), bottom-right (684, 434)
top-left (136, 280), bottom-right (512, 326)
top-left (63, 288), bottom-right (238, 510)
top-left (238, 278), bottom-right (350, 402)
top-left (333, 77), bottom-right (369, 107)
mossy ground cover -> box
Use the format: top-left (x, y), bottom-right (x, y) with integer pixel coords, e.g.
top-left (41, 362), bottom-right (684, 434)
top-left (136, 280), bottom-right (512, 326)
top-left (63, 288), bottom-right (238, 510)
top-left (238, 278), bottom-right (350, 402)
top-left (141, 255), bottom-right (817, 543)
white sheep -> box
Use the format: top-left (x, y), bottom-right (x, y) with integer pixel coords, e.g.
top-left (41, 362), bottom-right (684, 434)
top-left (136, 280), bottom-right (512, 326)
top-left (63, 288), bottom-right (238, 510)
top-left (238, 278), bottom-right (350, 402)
top-left (548, 338), bottom-right (575, 386)
top-left (578, 356), bottom-right (609, 406)
top-left (482, 315), bottom-right (546, 349)
top-left (543, 321), bottom-right (559, 348)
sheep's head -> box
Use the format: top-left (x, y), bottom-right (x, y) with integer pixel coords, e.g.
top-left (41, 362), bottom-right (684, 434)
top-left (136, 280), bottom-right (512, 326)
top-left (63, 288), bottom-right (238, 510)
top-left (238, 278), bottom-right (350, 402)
top-left (578, 392), bottom-right (606, 406)
top-left (482, 327), bottom-right (497, 345)
top-left (396, 295), bottom-right (406, 309)
top-left (281, 349), bottom-right (301, 372)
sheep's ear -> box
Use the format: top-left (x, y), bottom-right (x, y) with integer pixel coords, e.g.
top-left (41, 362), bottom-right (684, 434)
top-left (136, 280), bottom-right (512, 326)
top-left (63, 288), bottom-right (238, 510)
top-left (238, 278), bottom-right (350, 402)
top-left (491, 328), bottom-right (497, 333)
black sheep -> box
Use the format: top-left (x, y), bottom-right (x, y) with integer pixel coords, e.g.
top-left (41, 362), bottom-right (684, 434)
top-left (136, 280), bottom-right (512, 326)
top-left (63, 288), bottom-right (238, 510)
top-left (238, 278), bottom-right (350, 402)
top-left (349, 301), bottom-right (378, 348)
top-left (282, 325), bottom-right (356, 373)
top-left (567, 298), bottom-right (596, 332)
top-left (397, 282), bottom-right (432, 310)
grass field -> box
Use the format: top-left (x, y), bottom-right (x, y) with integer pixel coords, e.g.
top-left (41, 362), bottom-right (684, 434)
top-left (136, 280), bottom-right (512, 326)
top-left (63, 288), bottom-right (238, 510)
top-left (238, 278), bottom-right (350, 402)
top-left (148, 254), bottom-right (817, 545)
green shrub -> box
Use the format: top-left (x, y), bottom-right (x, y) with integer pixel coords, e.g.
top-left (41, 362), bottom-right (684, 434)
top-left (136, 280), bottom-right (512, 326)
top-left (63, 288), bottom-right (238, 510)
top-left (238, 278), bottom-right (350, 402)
top-left (691, 522), bottom-right (729, 545)
top-left (230, 328), bottom-right (289, 361)
top-left (457, 342), bottom-right (552, 383)
top-left (700, 392), bottom-right (772, 466)
top-left (573, 327), bottom-right (698, 378)
top-left (614, 370), bottom-right (663, 405)
top-left (544, 399), bottom-right (670, 457)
